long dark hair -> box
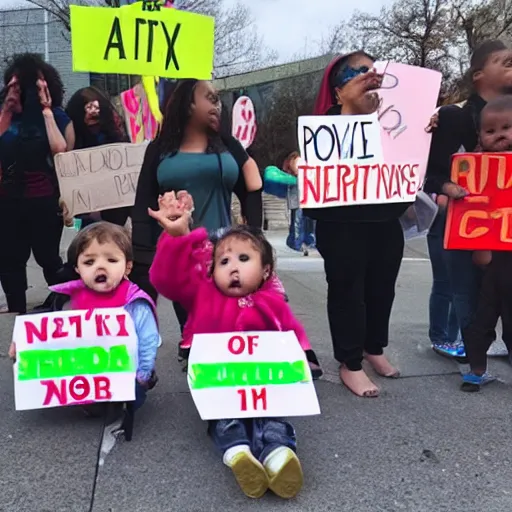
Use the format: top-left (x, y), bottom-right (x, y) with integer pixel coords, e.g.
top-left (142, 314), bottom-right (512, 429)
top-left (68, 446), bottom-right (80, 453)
top-left (3, 53), bottom-right (64, 108)
top-left (66, 86), bottom-right (128, 149)
top-left (156, 79), bottom-right (224, 156)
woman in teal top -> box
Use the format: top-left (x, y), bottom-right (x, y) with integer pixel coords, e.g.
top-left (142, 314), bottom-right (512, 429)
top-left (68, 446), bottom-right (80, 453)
top-left (131, 79), bottom-right (263, 355)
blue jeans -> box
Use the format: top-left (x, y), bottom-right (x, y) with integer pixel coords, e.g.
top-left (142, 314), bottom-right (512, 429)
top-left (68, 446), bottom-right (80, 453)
top-left (208, 418), bottom-right (297, 462)
top-left (286, 209), bottom-right (315, 252)
top-left (427, 211), bottom-right (460, 344)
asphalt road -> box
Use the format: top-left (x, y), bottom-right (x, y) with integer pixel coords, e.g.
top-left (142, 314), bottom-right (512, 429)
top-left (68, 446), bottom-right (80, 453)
top-left (1, 231), bottom-right (512, 512)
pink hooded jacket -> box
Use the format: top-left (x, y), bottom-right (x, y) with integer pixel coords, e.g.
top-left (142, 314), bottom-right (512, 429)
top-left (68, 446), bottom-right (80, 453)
top-left (149, 228), bottom-right (312, 351)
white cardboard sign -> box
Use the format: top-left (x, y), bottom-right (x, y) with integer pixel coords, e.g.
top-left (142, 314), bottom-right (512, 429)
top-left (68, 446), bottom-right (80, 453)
top-left (232, 96), bottom-right (257, 149)
top-left (13, 308), bottom-right (137, 411)
top-left (187, 331), bottom-right (320, 420)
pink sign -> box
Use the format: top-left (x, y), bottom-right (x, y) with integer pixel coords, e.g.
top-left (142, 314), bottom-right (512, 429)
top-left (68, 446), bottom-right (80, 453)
top-left (120, 85), bottom-right (158, 143)
top-left (373, 62), bottom-right (442, 193)
top-left (232, 96), bottom-right (257, 149)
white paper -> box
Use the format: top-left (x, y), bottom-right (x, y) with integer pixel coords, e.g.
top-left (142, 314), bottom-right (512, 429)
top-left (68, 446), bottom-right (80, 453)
top-left (13, 308), bottom-right (137, 411)
top-left (187, 331), bottom-right (321, 420)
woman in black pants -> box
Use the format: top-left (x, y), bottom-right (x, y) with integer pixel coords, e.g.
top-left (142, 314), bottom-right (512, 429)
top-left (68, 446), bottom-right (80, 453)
top-left (299, 52), bottom-right (414, 397)
top-left (0, 54), bottom-right (74, 313)
top-left (130, 80), bottom-right (263, 358)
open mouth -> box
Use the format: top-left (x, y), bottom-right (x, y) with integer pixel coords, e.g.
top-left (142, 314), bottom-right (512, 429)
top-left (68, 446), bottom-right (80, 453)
top-left (94, 274), bottom-right (107, 284)
top-left (228, 278), bottom-right (241, 289)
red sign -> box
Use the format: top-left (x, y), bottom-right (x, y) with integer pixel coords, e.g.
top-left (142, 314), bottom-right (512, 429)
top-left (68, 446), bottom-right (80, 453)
top-left (445, 153), bottom-right (512, 250)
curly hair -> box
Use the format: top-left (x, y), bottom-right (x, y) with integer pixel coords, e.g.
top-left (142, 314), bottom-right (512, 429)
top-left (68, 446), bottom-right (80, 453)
top-left (66, 86), bottom-right (128, 149)
top-left (156, 79), bottom-right (225, 155)
top-left (3, 53), bottom-right (64, 107)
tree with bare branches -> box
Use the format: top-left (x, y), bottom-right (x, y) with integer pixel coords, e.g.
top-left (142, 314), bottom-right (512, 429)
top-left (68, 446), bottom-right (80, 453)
top-left (21, 0), bottom-right (276, 75)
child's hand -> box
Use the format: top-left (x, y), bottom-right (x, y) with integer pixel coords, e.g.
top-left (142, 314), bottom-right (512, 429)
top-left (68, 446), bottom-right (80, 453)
top-left (148, 190), bottom-right (194, 237)
top-left (8, 342), bottom-right (16, 362)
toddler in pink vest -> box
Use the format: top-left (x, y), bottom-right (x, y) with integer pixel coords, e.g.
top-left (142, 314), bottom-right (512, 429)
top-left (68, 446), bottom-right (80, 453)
top-left (9, 222), bottom-right (160, 416)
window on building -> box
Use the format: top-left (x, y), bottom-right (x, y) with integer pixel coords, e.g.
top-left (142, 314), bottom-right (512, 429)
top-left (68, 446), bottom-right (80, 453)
top-left (89, 73), bottom-right (139, 97)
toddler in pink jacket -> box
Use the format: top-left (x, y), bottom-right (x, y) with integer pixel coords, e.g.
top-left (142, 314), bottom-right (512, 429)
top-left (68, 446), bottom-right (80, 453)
top-left (149, 191), bottom-right (320, 500)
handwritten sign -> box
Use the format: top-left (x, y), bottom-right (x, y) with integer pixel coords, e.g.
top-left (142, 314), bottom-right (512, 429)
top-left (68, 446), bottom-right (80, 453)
top-left (296, 113), bottom-right (416, 207)
top-left (374, 61), bottom-right (442, 191)
top-left (120, 85), bottom-right (158, 142)
top-left (13, 309), bottom-right (137, 411)
top-left (232, 96), bottom-right (257, 149)
top-left (55, 142), bottom-right (147, 216)
top-left (445, 153), bottom-right (512, 250)
top-left (187, 331), bottom-right (320, 420)
top-left (70, 3), bottom-right (214, 79)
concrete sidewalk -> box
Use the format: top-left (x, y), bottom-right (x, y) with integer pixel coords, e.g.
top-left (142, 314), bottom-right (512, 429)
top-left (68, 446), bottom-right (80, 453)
top-left (1, 231), bottom-right (512, 512)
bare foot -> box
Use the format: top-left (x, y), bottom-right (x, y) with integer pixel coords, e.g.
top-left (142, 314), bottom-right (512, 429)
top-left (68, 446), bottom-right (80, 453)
top-left (339, 366), bottom-right (379, 397)
top-left (364, 353), bottom-right (400, 378)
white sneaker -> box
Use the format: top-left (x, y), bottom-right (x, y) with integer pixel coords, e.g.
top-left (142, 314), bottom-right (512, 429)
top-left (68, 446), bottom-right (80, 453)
top-left (223, 445), bottom-right (269, 499)
top-left (263, 446), bottom-right (303, 499)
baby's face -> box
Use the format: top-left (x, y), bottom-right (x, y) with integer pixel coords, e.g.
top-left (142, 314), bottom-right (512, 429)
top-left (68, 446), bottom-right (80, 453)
top-left (480, 109), bottom-right (512, 152)
top-left (213, 237), bottom-right (267, 297)
top-left (76, 239), bottom-right (131, 293)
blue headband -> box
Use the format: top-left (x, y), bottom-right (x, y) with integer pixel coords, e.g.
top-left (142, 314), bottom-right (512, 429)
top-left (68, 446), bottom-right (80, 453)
top-left (333, 65), bottom-right (370, 88)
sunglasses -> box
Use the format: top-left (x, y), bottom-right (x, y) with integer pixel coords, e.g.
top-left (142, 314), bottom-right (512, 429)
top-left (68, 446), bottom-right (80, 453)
top-left (334, 66), bottom-right (370, 87)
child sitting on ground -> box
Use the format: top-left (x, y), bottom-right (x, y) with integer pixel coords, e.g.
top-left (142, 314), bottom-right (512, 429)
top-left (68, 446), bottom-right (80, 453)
top-left (148, 191), bottom-right (318, 500)
top-left (9, 222), bottom-right (160, 419)
top-left (461, 96), bottom-right (512, 391)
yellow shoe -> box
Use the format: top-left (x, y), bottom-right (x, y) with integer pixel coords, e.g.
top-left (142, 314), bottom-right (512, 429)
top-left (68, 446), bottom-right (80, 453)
top-left (263, 447), bottom-right (303, 499)
top-left (224, 446), bottom-right (269, 499)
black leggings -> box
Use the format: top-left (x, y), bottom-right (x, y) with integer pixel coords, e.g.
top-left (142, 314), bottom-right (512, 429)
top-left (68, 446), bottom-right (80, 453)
top-left (316, 218), bottom-right (404, 371)
top-left (0, 196), bottom-right (64, 313)
top-left (464, 252), bottom-right (512, 372)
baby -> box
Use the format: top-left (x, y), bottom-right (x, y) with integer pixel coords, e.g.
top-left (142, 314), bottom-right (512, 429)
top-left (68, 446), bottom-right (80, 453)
top-left (9, 222), bottom-right (160, 420)
top-left (148, 191), bottom-right (318, 500)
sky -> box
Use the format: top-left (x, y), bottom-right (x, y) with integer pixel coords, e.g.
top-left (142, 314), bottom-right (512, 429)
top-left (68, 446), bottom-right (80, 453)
top-left (225, 0), bottom-right (395, 61)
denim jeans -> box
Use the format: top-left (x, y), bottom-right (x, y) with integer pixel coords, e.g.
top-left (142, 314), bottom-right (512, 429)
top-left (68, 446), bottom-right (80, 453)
top-left (208, 418), bottom-right (297, 462)
top-left (286, 209), bottom-right (315, 252)
top-left (426, 211), bottom-right (460, 344)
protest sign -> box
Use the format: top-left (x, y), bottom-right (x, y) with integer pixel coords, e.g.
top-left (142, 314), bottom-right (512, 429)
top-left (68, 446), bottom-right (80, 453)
top-left (13, 309), bottom-right (137, 411)
top-left (120, 85), bottom-right (159, 142)
top-left (297, 63), bottom-right (441, 208)
top-left (374, 61), bottom-right (442, 192)
top-left (70, 3), bottom-right (214, 79)
top-left (55, 142), bottom-right (147, 216)
top-left (187, 331), bottom-right (320, 420)
top-left (232, 96), bottom-right (257, 149)
top-left (445, 153), bottom-right (512, 250)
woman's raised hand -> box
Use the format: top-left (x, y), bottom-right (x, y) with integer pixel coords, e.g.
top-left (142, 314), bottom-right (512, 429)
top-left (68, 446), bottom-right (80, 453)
top-left (148, 190), bottom-right (194, 236)
top-left (4, 76), bottom-right (21, 114)
top-left (37, 78), bottom-right (52, 109)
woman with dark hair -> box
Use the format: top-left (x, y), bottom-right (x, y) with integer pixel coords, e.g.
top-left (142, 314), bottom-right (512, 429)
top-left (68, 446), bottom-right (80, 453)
top-left (425, 40), bottom-right (512, 362)
top-left (65, 86), bottom-right (131, 227)
top-left (0, 53), bottom-right (74, 314)
top-left (290, 52), bottom-right (414, 397)
top-left (130, 79), bottom-right (263, 352)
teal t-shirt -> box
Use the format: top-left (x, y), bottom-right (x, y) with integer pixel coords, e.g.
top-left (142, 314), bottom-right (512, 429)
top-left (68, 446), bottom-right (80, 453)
top-left (157, 151), bottom-right (239, 232)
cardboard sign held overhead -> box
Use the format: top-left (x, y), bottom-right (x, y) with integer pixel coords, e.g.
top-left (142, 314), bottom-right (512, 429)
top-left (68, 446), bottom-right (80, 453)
top-left (445, 153), bottom-right (512, 251)
top-left (70, 3), bottom-right (214, 79)
top-left (13, 309), bottom-right (137, 411)
top-left (55, 142), bottom-right (148, 216)
top-left (232, 96), bottom-right (257, 149)
top-left (188, 331), bottom-right (320, 420)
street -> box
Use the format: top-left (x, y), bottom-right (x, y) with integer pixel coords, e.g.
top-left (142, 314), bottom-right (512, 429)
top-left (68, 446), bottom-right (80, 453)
top-left (1, 231), bottom-right (512, 512)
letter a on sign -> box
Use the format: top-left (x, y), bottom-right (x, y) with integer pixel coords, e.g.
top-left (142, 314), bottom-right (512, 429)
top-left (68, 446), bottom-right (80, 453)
top-left (232, 96), bottom-right (257, 149)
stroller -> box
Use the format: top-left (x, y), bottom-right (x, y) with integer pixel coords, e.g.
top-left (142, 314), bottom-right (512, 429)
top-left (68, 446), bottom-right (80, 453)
top-left (30, 227), bottom-right (157, 441)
